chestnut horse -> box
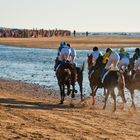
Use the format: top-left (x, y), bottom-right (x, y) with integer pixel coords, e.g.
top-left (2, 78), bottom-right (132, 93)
top-left (88, 55), bottom-right (126, 112)
top-left (56, 60), bottom-right (84, 104)
top-left (123, 58), bottom-right (140, 109)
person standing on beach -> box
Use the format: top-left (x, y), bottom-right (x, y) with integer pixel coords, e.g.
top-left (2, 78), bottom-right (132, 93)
top-left (73, 30), bottom-right (76, 37)
top-left (86, 31), bottom-right (88, 36)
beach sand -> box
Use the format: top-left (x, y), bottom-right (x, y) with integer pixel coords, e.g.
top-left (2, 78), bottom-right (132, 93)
top-left (0, 37), bottom-right (140, 139)
top-left (0, 79), bottom-right (140, 140)
top-left (0, 36), bottom-right (140, 50)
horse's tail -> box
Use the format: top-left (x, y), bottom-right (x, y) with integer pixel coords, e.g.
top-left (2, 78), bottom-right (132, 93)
top-left (81, 61), bottom-right (85, 73)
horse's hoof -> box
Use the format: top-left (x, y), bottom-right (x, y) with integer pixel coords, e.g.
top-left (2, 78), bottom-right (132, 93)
top-left (59, 101), bottom-right (63, 104)
top-left (75, 90), bottom-right (78, 93)
top-left (71, 94), bottom-right (75, 98)
top-left (67, 91), bottom-right (71, 96)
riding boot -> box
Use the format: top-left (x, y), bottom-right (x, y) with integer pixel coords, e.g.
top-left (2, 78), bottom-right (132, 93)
top-left (101, 69), bottom-right (108, 79)
top-left (54, 60), bottom-right (61, 71)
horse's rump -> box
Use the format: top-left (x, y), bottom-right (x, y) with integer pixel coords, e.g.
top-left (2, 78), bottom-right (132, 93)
top-left (56, 61), bottom-right (77, 84)
top-left (103, 70), bottom-right (125, 88)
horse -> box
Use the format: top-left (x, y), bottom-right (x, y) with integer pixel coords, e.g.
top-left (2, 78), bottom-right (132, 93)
top-left (56, 60), bottom-right (77, 104)
top-left (87, 55), bottom-right (126, 112)
top-left (56, 59), bottom-right (84, 104)
top-left (122, 58), bottom-right (140, 109)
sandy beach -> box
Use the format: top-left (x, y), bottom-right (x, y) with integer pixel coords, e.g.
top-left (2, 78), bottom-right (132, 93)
top-left (0, 37), bottom-right (140, 139)
top-left (0, 36), bottom-right (140, 50)
top-left (0, 79), bottom-right (140, 140)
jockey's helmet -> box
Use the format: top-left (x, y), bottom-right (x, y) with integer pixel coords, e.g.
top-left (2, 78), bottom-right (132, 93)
top-left (93, 46), bottom-right (98, 51)
top-left (120, 48), bottom-right (126, 53)
top-left (60, 42), bottom-right (66, 46)
top-left (67, 43), bottom-right (71, 47)
top-left (106, 48), bottom-right (112, 53)
top-left (135, 48), bottom-right (140, 53)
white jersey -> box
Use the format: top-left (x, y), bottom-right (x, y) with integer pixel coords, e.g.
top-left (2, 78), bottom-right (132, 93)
top-left (91, 50), bottom-right (100, 61)
top-left (60, 45), bottom-right (71, 55)
top-left (70, 48), bottom-right (76, 56)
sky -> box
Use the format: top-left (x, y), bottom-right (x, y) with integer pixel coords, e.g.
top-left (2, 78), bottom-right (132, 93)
top-left (0, 0), bottom-right (140, 32)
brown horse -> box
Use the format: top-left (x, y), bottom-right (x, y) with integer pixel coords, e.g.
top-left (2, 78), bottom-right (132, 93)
top-left (88, 55), bottom-right (126, 112)
top-left (123, 58), bottom-right (140, 109)
top-left (56, 60), bottom-right (84, 104)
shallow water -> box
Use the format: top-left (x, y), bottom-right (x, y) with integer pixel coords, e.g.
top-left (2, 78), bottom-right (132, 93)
top-left (0, 45), bottom-right (140, 105)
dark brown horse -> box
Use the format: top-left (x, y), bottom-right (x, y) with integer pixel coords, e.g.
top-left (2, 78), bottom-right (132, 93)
top-left (88, 55), bottom-right (126, 112)
top-left (56, 60), bottom-right (84, 104)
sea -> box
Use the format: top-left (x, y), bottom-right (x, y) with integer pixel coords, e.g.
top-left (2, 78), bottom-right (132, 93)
top-left (0, 44), bottom-right (140, 106)
top-left (71, 32), bottom-right (140, 37)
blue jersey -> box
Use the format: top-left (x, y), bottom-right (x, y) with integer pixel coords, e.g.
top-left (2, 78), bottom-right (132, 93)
top-left (119, 52), bottom-right (130, 60)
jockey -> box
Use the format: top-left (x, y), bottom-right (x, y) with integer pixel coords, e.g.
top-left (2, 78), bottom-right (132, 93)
top-left (90, 46), bottom-right (102, 65)
top-left (59, 43), bottom-right (71, 61)
top-left (102, 48), bottom-right (112, 65)
top-left (101, 48), bottom-right (120, 80)
top-left (67, 43), bottom-right (77, 65)
top-left (118, 48), bottom-right (130, 70)
top-left (132, 48), bottom-right (140, 73)
top-left (105, 50), bottom-right (120, 70)
top-left (57, 42), bottom-right (66, 58)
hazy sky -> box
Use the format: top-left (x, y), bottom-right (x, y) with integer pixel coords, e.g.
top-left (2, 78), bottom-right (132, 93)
top-left (0, 0), bottom-right (140, 32)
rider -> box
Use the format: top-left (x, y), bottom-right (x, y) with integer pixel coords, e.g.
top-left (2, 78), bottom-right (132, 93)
top-left (102, 48), bottom-right (112, 65)
top-left (101, 48), bottom-right (120, 80)
top-left (90, 46), bottom-right (102, 66)
top-left (67, 43), bottom-right (77, 65)
top-left (132, 48), bottom-right (140, 74)
top-left (57, 42), bottom-right (66, 58)
top-left (118, 48), bottom-right (130, 70)
top-left (59, 43), bottom-right (71, 61)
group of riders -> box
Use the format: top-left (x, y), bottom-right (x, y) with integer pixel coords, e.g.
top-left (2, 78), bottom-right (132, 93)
top-left (88, 46), bottom-right (140, 77)
top-left (54, 41), bottom-right (140, 80)
top-left (54, 42), bottom-right (77, 71)
top-left (54, 41), bottom-right (140, 106)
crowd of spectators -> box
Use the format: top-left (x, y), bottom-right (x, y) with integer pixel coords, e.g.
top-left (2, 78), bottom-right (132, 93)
top-left (0, 28), bottom-right (71, 38)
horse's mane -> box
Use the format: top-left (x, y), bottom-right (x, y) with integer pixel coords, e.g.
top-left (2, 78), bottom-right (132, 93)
top-left (94, 55), bottom-right (104, 70)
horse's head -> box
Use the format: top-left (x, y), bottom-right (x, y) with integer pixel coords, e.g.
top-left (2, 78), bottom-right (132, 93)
top-left (94, 55), bottom-right (104, 70)
top-left (87, 54), bottom-right (93, 70)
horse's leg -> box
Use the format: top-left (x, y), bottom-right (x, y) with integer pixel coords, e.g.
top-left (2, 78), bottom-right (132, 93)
top-left (111, 89), bottom-right (116, 112)
top-left (67, 83), bottom-right (71, 96)
top-left (130, 90), bottom-right (136, 109)
top-left (118, 87), bottom-right (126, 110)
top-left (59, 83), bottom-right (63, 104)
top-left (61, 84), bottom-right (65, 103)
top-left (103, 89), bottom-right (110, 110)
top-left (77, 76), bottom-right (83, 101)
top-left (92, 86), bottom-right (98, 105)
top-left (71, 83), bottom-right (75, 98)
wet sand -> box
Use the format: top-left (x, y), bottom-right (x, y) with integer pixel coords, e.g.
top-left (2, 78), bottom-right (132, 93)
top-left (0, 37), bottom-right (140, 139)
top-left (0, 36), bottom-right (140, 50)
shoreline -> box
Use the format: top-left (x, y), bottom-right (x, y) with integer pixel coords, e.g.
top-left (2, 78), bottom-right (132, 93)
top-left (0, 36), bottom-right (140, 50)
